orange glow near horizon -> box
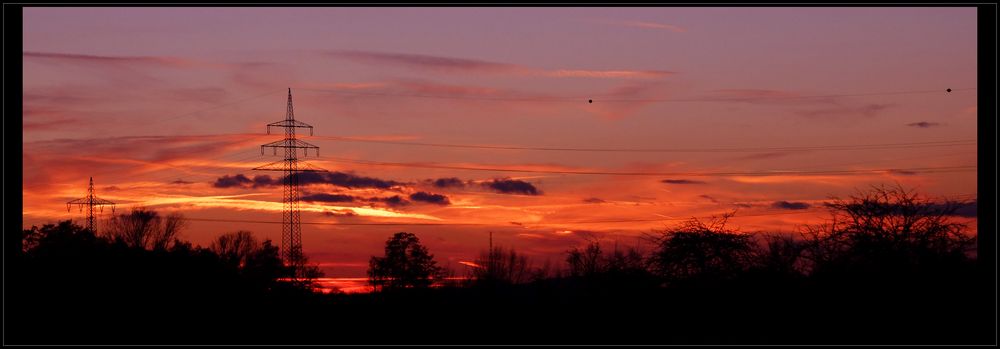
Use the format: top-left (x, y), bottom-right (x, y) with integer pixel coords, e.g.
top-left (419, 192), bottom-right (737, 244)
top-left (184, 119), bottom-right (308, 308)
top-left (22, 7), bottom-right (978, 279)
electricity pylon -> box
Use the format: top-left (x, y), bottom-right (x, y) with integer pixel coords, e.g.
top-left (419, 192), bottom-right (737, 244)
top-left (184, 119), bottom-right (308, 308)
top-left (254, 88), bottom-right (327, 277)
top-left (66, 177), bottom-right (116, 234)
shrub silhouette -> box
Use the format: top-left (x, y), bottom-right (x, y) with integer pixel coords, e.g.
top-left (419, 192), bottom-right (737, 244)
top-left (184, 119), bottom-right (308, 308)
top-left (367, 232), bottom-right (443, 291)
top-left (105, 207), bottom-right (187, 251)
top-left (566, 241), bottom-right (605, 277)
top-left (648, 212), bottom-right (758, 286)
top-left (210, 230), bottom-right (288, 288)
top-left (211, 230), bottom-right (259, 268)
top-left (471, 245), bottom-right (539, 286)
top-left (802, 184), bottom-right (976, 280)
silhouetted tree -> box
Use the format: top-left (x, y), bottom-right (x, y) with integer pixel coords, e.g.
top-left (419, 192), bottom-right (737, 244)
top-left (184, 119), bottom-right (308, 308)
top-left (604, 244), bottom-right (648, 277)
top-left (211, 230), bottom-right (259, 268)
top-left (368, 232), bottom-right (443, 291)
top-left (802, 184), bottom-right (976, 278)
top-left (105, 208), bottom-right (186, 250)
top-left (564, 240), bottom-right (652, 291)
top-left (472, 246), bottom-right (534, 285)
top-left (21, 220), bottom-right (102, 259)
top-left (649, 212), bottom-right (758, 286)
top-left (756, 233), bottom-right (808, 277)
top-left (566, 241), bottom-right (605, 277)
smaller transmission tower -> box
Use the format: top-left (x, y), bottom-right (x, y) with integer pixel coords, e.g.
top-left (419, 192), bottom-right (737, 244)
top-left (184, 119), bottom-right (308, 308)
top-left (66, 177), bottom-right (116, 234)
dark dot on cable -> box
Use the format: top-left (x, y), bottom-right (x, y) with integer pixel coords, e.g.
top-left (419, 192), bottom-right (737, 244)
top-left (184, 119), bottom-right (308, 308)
top-left (588, 99), bottom-right (593, 103)
top-left (946, 88), bottom-right (952, 93)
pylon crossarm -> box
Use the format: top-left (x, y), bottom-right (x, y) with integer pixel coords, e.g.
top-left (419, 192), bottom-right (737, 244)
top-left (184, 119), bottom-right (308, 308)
top-left (253, 159), bottom-right (329, 172)
top-left (91, 197), bottom-right (116, 205)
top-left (292, 160), bottom-right (328, 172)
top-left (265, 120), bottom-right (314, 135)
top-left (252, 160), bottom-right (286, 171)
top-left (260, 139), bottom-right (320, 149)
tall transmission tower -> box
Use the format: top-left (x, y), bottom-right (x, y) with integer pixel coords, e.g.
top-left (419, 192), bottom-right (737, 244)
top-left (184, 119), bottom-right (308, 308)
top-left (254, 88), bottom-right (327, 277)
top-left (66, 177), bottom-right (116, 234)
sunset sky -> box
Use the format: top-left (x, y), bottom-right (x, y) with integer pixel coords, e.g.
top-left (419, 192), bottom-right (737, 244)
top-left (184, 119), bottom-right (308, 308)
top-left (22, 7), bottom-right (978, 283)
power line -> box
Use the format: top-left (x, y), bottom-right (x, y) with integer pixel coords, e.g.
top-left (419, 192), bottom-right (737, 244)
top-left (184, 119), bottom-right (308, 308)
top-left (312, 136), bottom-right (976, 153)
top-left (113, 151), bottom-right (267, 187)
top-left (95, 148), bottom-right (263, 184)
top-left (320, 157), bottom-right (977, 177)
top-left (94, 89), bottom-right (286, 134)
top-left (182, 209), bottom-right (824, 227)
top-left (592, 87), bottom-right (978, 103)
top-left (293, 86), bottom-right (975, 103)
top-left (185, 217), bottom-right (488, 226)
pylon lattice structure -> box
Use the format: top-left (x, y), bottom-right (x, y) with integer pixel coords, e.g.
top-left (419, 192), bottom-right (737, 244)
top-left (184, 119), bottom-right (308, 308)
top-left (66, 177), bottom-right (116, 234)
top-left (254, 88), bottom-right (327, 277)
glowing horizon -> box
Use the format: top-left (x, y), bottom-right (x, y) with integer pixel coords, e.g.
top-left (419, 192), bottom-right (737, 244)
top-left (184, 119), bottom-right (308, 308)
top-left (23, 7), bottom-right (978, 279)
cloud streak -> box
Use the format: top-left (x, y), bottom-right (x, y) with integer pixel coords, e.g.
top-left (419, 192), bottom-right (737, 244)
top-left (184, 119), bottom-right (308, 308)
top-left (322, 49), bottom-right (673, 80)
top-left (301, 193), bottom-right (357, 203)
top-left (907, 121), bottom-right (942, 128)
top-left (771, 201), bottom-right (812, 210)
top-left (429, 177), bottom-right (466, 188)
top-left (409, 192), bottom-right (451, 205)
top-left (482, 178), bottom-right (542, 195)
top-left (797, 104), bottom-right (893, 119)
top-left (214, 172), bottom-right (404, 190)
top-left (597, 19), bottom-right (687, 33)
top-left (325, 50), bottom-right (521, 73)
top-left (661, 179), bottom-right (706, 185)
top-left (23, 51), bottom-right (221, 69)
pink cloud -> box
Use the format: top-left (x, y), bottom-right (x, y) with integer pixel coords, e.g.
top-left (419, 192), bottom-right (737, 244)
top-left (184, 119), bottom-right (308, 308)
top-left (322, 49), bottom-right (673, 80)
top-left (585, 81), bottom-right (670, 119)
top-left (325, 50), bottom-right (523, 73)
top-left (23, 117), bottom-right (82, 132)
top-left (612, 20), bottom-right (687, 33)
top-left (301, 78), bottom-right (567, 104)
top-left (23, 51), bottom-right (220, 69)
top-left (701, 89), bottom-right (840, 105)
top-left (163, 87), bottom-right (230, 104)
top-left (543, 69), bottom-right (674, 79)
top-left (736, 152), bottom-right (796, 160)
top-left (797, 103), bottom-right (894, 119)
top-left (691, 89), bottom-right (895, 120)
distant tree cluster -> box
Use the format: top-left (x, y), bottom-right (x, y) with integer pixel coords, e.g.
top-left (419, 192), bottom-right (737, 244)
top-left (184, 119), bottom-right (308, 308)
top-left (18, 208), bottom-right (320, 291)
top-left (103, 207), bottom-right (187, 250)
top-left (367, 232), bottom-right (444, 291)
top-left (363, 184), bottom-right (976, 293)
top-left (564, 184), bottom-right (977, 289)
top-left (471, 245), bottom-right (552, 286)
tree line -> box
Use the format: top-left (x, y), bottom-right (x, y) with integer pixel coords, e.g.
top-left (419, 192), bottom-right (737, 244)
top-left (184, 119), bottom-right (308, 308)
top-left (365, 184), bottom-right (977, 292)
top-left (8, 184), bottom-right (985, 344)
